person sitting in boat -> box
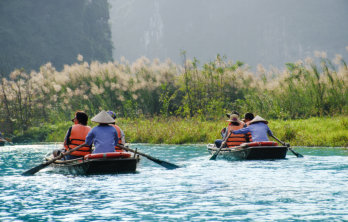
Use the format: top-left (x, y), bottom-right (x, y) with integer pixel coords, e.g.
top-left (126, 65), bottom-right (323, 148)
top-left (214, 111), bottom-right (241, 147)
top-left (223, 114), bottom-right (252, 148)
top-left (242, 112), bottom-right (254, 126)
top-left (107, 110), bottom-right (126, 152)
top-left (231, 115), bottom-right (274, 142)
top-left (63, 111), bottom-right (92, 160)
top-left (214, 111), bottom-right (240, 147)
top-left (241, 112), bottom-right (254, 142)
top-left (83, 110), bottom-right (119, 154)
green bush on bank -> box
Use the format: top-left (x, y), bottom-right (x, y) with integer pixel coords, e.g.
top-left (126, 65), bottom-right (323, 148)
top-left (12, 116), bottom-right (348, 147)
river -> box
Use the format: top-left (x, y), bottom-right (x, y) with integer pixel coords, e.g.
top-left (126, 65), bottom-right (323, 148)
top-left (0, 144), bottom-right (347, 221)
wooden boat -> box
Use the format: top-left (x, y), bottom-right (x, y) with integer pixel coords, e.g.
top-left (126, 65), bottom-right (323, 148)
top-left (0, 138), bottom-right (6, 146)
top-left (207, 141), bottom-right (288, 160)
top-left (45, 152), bottom-right (140, 175)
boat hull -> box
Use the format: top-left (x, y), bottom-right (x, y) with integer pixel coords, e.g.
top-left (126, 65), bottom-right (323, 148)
top-left (47, 156), bottom-right (139, 175)
top-left (207, 144), bottom-right (288, 160)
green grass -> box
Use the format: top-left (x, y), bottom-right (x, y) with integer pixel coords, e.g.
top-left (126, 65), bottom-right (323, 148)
top-left (270, 116), bottom-right (348, 147)
top-left (26, 115), bottom-right (348, 147)
top-left (119, 116), bottom-right (348, 147)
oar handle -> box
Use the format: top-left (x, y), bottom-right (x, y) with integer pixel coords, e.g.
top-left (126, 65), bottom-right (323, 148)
top-left (210, 131), bottom-right (232, 160)
top-left (117, 144), bottom-right (180, 169)
top-left (47, 143), bottom-right (87, 164)
top-left (270, 135), bottom-right (303, 158)
top-left (117, 144), bottom-right (151, 159)
top-left (271, 135), bottom-right (286, 146)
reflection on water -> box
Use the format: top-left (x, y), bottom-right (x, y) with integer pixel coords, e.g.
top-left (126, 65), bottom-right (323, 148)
top-left (0, 144), bottom-right (347, 221)
top-left (295, 146), bottom-right (348, 156)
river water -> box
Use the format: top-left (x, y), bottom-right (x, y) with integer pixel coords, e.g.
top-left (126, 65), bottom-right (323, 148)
top-left (0, 144), bottom-right (347, 221)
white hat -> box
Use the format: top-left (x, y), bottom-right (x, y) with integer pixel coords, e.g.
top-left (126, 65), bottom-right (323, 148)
top-left (226, 114), bottom-right (240, 123)
top-left (91, 110), bottom-right (115, 124)
top-left (249, 115), bottom-right (268, 124)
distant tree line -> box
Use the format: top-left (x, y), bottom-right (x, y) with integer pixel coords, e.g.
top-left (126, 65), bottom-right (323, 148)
top-left (0, 0), bottom-right (112, 75)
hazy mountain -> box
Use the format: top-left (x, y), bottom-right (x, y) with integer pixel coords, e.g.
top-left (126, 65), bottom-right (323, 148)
top-left (109, 0), bottom-right (348, 69)
top-left (0, 0), bottom-right (112, 75)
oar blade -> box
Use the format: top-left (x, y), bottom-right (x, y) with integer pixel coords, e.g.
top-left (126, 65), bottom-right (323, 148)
top-left (209, 154), bottom-right (218, 160)
top-left (146, 156), bottom-right (180, 170)
top-left (210, 132), bottom-right (231, 161)
top-left (22, 162), bottom-right (50, 176)
top-left (271, 135), bottom-right (304, 158)
top-left (158, 161), bottom-right (180, 170)
top-left (209, 146), bottom-right (225, 160)
top-left (22, 143), bottom-right (87, 176)
top-left (289, 148), bottom-right (304, 158)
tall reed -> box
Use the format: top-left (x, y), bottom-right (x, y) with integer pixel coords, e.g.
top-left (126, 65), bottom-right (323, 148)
top-left (0, 51), bottom-right (347, 138)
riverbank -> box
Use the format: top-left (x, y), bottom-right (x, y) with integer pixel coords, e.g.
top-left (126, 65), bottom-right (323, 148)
top-left (12, 116), bottom-right (348, 147)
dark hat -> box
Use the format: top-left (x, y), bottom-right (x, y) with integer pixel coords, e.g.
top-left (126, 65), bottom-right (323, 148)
top-left (244, 112), bottom-right (255, 120)
top-left (71, 111), bottom-right (88, 125)
top-left (226, 111), bottom-right (240, 118)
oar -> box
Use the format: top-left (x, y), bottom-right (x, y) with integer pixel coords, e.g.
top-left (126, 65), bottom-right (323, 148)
top-left (22, 143), bottom-right (86, 176)
top-left (210, 131), bottom-right (232, 160)
top-left (4, 137), bottom-right (14, 145)
top-left (117, 144), bottom-right (180, 170)
top-left (271, 135), bottom-right (303, 158)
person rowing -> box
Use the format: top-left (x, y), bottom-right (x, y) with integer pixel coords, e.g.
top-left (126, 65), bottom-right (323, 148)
top-left (80, 110), bottom-right (119, 154)
top-left (231, 115), bottom-right (274, 142)
top-left (242, 112), bottom-right (254, 126)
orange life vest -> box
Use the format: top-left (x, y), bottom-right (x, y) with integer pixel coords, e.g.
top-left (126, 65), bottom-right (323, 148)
top-left (111, 124), bottom-right (124, 152)
top-left (246, 132), bottom-right (252, 142)
top-left (64, 124), bottom-right (92, 156)
top-left (226, 122), bottom-right (251, 148)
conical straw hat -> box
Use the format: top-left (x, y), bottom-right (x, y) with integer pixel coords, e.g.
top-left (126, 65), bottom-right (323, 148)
top-left (249, 115), bottom-right (268, 124)
top-left (91, 110), bottom-right (115, 124)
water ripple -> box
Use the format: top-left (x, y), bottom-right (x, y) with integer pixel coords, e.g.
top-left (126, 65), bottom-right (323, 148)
top-left (0, 144), bottom-right (347, 221)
